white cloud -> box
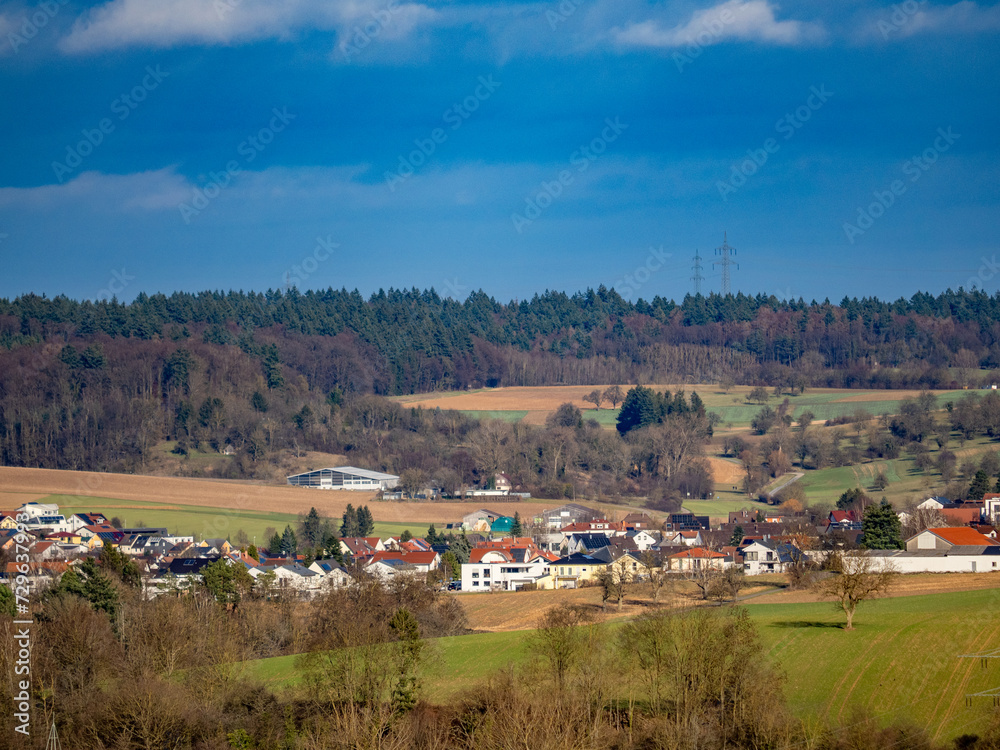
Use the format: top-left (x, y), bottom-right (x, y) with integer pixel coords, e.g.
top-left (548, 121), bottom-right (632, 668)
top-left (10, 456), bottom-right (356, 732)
top-left (613, 0), bottom-right (824, 49)
top-left (0, 168), bottom-right (192, 211)
top-left (58, 0), bottom-right (436, 53)
top-left (880, 1), bottom-right (1000, 39)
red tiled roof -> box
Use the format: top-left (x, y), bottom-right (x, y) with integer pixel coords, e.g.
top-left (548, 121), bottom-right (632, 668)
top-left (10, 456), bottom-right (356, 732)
top-left (370, 550), bottom-right (438, 566)
top-left (668, 547), bottom-right (726, 559)
top-left (927, 527), bottom-right (999, 546)
top-left (469, 549), bottom-right (512, 564)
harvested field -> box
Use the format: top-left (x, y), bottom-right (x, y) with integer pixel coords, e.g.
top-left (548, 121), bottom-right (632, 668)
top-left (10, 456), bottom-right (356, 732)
top-left (746, 571), bottom-right (1000, 605)
top-left (706, 456), bottom-right (744, 484)
top-left (0, 467), bottom-right (637, 524)
top-left (0, 491), bottom-right (49, 508)
top-left (394, 385), bottom-right (628, 413)
top-left (831, 390), bottom-right (927, 402)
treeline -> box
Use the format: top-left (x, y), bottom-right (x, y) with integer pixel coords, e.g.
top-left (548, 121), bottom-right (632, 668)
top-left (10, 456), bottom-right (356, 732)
top-left (4, 286), bottom-right (1000, 396)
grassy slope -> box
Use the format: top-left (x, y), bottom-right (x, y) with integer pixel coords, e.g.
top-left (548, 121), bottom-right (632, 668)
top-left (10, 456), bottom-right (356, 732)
top-left (409, 387), bottom-right (968, 429)
top-left (241, 588), bottom-right (1000, 742)
top-left (42, 494), bottom-right (426, 543)
top-left (459, 410), bottom-right (528, 423)
top-left (751, 588), bottom-right (1000, 744)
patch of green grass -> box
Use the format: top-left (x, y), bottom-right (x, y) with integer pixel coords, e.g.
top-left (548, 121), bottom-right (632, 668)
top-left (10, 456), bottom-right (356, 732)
top-left (238, 588), bottom-right (1000, 742)
top-left (682, 497), bottom-right (771, 519)
top-left (748, 587), bottom-right (1000, 743)
top-left (40, 494), bottom-right (432, 544)
top-left (459, 410), bottom-right (528, 423)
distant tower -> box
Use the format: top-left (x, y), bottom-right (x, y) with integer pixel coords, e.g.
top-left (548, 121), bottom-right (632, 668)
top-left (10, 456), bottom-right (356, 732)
top-left (691, 251), bottom-right (705, 296)
top-left (714, 232), bottom-right (738, 295)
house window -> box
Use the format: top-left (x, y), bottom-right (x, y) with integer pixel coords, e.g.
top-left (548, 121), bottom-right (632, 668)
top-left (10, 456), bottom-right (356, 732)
top-left (484, 570), bottom-right (490, 578)
top-left (472, 572), bottom-right (479, 578)
top-left (473, 581), bottom-right (479, 586)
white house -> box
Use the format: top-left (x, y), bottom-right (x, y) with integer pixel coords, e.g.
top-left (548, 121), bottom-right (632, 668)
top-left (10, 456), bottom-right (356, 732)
top-left (460, 549), bottom-right (553, 592)
top-left (366, 558), bottom-right (420, 581)
top-left (741, 540), bottom-right (805, 575)
top-left (626, 530), bottom-right (659, 551)
top-left (662, 530), bottom-right (702, 548)
top-left (22, 514), bottom-right (74, 535)
top-left (16, 503), bottom-right (60, 520)
top-left (917, 497), bottom-right (951, 511)
top-left (308, 559), bottom-right (353, 588)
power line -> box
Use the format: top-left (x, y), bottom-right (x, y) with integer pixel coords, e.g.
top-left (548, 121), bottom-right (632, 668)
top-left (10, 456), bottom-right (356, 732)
top-left (714, 232), bottom-right (738, 295)
top-left (691, 250), bottom-right (704, 296)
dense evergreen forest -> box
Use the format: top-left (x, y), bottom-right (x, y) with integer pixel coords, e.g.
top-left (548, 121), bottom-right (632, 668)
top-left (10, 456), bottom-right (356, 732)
top-left (2, 286), bottom-right (998, 479)
top-left (3, 286), bottom-right (999, 394)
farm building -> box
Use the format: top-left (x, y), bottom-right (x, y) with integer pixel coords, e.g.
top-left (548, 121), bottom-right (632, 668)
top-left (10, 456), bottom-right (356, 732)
top-left (536, 503), bottom-right (602, 529)
top-left (286, 466), bottom-right (399, 491)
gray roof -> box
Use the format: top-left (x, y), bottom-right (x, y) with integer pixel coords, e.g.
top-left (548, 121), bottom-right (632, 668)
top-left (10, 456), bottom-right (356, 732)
top-left (287, 466), bottom-right (399, 481)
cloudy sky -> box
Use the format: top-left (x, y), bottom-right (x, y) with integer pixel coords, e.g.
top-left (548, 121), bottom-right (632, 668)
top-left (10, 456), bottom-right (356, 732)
top-left (1, 0), bottom-right (998, 304)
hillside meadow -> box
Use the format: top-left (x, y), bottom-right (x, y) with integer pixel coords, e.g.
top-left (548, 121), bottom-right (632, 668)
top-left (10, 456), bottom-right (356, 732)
top-left (242, 583), bottom-right (1000, 744)
top-left (392, 384), bottom-right (968, 430)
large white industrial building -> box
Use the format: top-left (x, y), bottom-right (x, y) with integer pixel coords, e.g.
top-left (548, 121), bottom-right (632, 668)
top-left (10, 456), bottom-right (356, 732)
top-left (286, 466), bottom-right (399, 491)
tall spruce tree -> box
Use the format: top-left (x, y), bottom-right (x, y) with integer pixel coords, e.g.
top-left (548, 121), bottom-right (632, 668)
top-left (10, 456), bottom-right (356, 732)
top-left (341, 504), bottom-right (358, 537)
top-left (860, 498), bottom-right (903, 550)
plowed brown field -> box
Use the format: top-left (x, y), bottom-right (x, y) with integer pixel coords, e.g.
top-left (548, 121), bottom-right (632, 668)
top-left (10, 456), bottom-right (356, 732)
top-left (394, 385), bottom-right (687, 412)
top-left (0, 467), bottom-right (637, 524)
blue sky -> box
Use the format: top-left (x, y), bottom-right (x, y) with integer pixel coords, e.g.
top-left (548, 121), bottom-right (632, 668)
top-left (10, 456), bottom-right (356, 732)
top-left (1, 0), bottom-right (998, 304)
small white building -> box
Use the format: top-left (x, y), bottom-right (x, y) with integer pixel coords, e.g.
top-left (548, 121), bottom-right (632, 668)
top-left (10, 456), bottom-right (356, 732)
top-left (286, 466), bottom-right (399, 491)
top-left (862, 548), bottom-right (1000, 574)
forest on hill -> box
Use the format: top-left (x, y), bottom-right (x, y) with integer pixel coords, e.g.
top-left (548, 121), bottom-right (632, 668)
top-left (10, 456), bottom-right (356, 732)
top-left (3, 287), bottom-right (999, 396)
top-left (2, 287), bottom-right (1000, 488)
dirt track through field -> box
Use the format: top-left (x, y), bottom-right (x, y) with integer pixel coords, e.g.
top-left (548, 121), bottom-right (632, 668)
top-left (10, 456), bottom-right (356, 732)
top-left (0, 467), bottom-right (636, 524)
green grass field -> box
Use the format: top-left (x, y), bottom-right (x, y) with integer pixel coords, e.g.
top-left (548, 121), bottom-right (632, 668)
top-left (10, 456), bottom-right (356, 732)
top-left (752, 588), bottom-right (1000, 743)
top-left (238, 588), bottom-right (1000, 743)
top-left (38, 494), bottom-right (426, 544)
top-left (458, 410), bottom-right (528, 423)
top-left (681, 496), bottom-right (772, 518)
top-left (576, 389), bottom-right (968, 430)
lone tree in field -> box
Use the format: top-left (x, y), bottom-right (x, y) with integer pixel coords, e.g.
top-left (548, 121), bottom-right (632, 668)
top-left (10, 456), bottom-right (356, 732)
top-left (819, 554), bottom-right (897, 630)
top-left (583, 389), bottom-right (604, 410)
top-left (603, 385), bottom-right (625, 409)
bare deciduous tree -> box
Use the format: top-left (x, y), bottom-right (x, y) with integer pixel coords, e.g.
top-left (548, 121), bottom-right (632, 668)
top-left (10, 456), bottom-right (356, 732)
top-left (819, 553), bottom-right (897, 630)
top-left (583, 389), bottom-right (603, 410)
top-left (603, 385), bottom-right (625, 409)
